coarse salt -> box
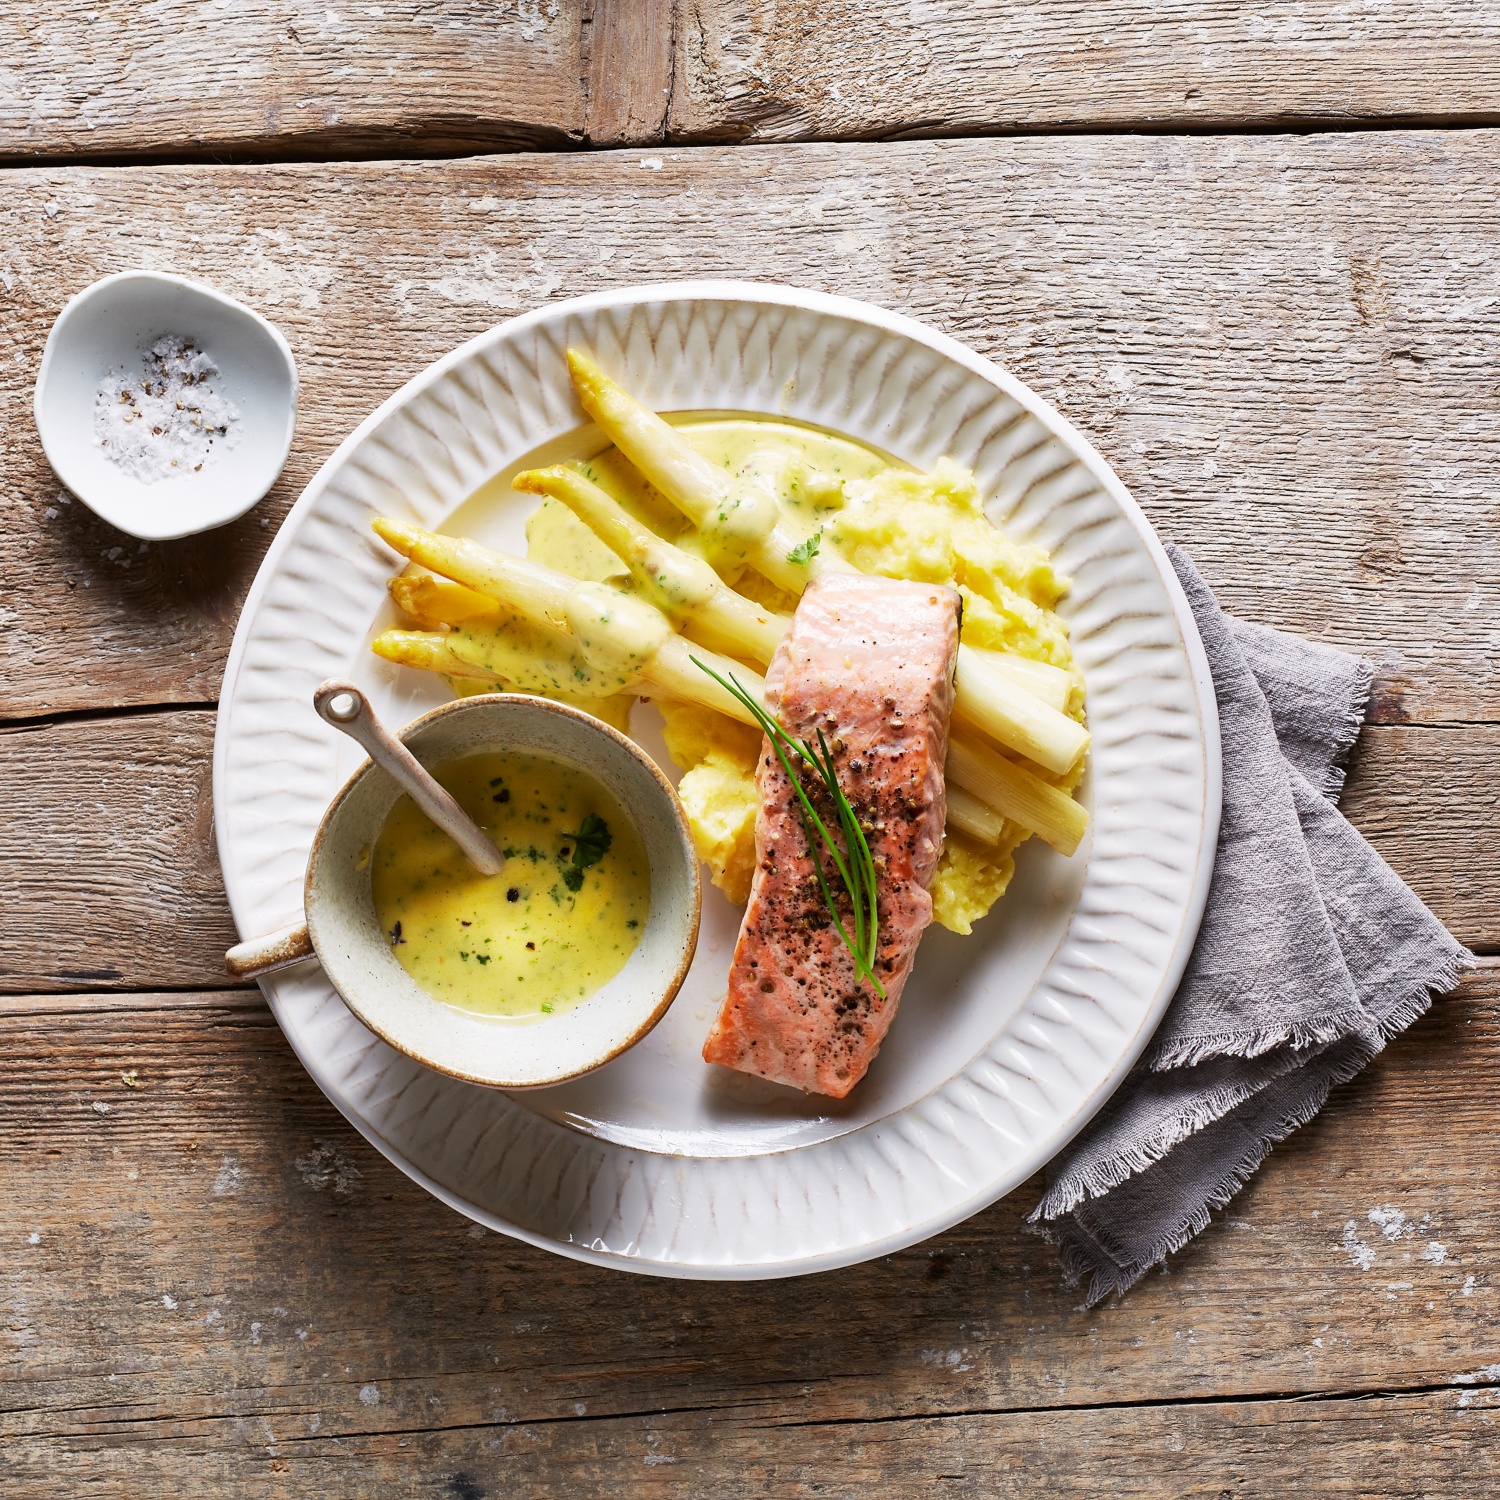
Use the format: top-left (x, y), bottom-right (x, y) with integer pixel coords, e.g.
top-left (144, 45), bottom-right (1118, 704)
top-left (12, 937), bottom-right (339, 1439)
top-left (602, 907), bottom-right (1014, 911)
top-left (93, 334), bottom-right (241, 484)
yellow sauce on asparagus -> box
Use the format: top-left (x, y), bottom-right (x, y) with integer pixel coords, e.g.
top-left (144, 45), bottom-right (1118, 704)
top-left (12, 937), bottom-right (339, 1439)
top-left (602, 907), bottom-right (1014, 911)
top-left (370, 751), bottom-right (649, 1019)
top-left (680, 418), bottom-right (891, 513)
top-left (576, 417), bottom-right (890, 547)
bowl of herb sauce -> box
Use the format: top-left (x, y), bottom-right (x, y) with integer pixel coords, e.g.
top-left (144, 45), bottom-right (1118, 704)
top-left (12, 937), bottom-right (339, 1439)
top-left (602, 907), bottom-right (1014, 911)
top-left (288, 694), bottom-right (700, 1090)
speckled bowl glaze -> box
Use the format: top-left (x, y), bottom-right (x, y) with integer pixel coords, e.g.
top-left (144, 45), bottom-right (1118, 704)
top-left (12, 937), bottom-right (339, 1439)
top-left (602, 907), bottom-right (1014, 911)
top-left (306, 694), bottom-right (701, 1090)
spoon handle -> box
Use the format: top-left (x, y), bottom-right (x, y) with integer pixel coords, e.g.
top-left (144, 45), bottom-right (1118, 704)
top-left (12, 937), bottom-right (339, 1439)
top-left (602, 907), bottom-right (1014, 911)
top-left (226, 921), bottom-right (315, 980)
top-left (314, 680), bottom-right (506, 877)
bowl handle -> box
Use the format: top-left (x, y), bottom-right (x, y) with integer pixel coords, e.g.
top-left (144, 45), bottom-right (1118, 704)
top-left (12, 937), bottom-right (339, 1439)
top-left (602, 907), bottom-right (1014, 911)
top-left (225, 922), bottom-right (315, 980)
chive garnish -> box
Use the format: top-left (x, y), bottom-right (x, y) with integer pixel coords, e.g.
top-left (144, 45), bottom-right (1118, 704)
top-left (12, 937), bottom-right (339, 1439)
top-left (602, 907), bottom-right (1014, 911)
top-left (692, 658), bottom-right (885, 999)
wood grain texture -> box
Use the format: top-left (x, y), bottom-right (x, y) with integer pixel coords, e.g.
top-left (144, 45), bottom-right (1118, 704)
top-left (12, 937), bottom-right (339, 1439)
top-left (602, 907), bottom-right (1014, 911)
top-left (12, 0), bottom-right (1500, 167)
top-left (0, 707), bottom-right (1489, 984)
top-left (0, 711), bottom-right (237, 992)
top-left (585, 0), bottom-right (677, 146)
top-left (672, 0), bottom-right (1500, 142)
top-left (1, 968), bottom-right (1495, 1493)
top-left (6, 11), bottom-right (1496, 1488)
top-left (9, 1392), bottom-right (1500, 1498)
top-left (1341, 725), bottom-right (1500, 947)
top-left (0, 0), bottom-right (589, 162)
top-left (2, 133), bottom-right (1498, 725)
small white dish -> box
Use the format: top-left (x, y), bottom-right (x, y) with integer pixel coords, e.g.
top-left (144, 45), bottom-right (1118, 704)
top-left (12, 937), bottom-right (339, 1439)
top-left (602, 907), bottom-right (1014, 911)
top-left (34, 271), bottom-right (297, 540)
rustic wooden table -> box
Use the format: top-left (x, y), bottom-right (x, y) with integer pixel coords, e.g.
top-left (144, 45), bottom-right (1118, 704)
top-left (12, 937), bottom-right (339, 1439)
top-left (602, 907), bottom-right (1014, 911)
top-left (3, 3), bottom-right (1497, 1493)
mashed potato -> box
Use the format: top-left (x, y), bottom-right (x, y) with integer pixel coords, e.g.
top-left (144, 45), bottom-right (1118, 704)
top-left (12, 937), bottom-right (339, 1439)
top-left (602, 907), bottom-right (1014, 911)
top-left (660, 700), bottom-right (762, 904)
top-left (831, 459), bottom-right (1076, 679)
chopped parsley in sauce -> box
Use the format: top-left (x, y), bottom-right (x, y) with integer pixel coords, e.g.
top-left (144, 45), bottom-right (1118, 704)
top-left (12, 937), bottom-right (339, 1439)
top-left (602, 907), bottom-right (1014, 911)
top-left (370, 751), bottom-right (649, 1019)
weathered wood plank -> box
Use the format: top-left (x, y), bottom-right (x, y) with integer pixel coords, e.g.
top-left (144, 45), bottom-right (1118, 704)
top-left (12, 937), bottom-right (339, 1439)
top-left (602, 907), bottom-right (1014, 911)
top-left (0, 710), bottom-right (1490, 995)
top-left (2, 135), bottom-right (1497, 723)
top-left (0, 969), bottom-right (1494, 1493)
top-left (0, 0), bottom-right (589, 162)
top-left (585, 0), bottom-right (677, 147)
top-left (7, 1389), bottom-right (1500, 1497)
top-left (672, 0), bottom-right (1500, 142)
top-left (0, 711), bottom-right (237, 991)
top-left (13, 0), bottom-right (1500, 166)
top-left (1341, 725), bottom-right (1500, 949)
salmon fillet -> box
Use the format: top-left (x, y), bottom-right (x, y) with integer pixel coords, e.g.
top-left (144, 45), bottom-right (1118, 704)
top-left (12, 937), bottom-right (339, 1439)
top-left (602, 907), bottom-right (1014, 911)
top-left (702, 572), bottom-right (962, 1098)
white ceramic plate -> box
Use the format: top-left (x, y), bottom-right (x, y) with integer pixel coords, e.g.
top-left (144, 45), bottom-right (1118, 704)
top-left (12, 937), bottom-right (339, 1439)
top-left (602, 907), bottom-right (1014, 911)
top-left (214, 283), bottom-right (1221, 1278)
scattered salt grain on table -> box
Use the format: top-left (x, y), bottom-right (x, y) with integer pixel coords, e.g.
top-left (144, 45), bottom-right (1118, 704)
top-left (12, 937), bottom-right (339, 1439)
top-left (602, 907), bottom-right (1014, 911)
top-left (93, 334), bottom-right (240, 483)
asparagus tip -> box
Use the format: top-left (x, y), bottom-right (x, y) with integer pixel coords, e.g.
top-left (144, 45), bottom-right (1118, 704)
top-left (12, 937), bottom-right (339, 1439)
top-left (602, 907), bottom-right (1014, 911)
top-left (511, 466), bottom-right (563, 497)
top-left (372, 515), bottom-right (420, 555)
top-left (565, 347), bottom-right (608, 401)
top-left (369, 629), bottom-right (409, 663)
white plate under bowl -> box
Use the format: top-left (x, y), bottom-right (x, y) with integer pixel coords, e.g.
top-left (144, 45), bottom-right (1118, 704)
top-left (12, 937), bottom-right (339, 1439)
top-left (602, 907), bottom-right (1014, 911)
top-left (214, 282), bottom-right (1221, 1278)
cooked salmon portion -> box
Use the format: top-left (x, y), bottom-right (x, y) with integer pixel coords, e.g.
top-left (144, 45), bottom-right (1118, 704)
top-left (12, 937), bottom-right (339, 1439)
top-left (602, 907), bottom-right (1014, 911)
top-left (703, 572), bottom-right (962, 1098)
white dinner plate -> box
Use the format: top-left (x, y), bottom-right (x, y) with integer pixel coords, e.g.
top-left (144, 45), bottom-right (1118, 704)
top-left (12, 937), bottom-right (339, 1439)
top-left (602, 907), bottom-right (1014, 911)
top-left (214, 282), bottom-right (1221, 1278)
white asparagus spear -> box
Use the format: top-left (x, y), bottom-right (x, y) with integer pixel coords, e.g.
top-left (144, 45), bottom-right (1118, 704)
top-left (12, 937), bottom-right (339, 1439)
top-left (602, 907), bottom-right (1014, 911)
top-left (373, 518), bottom-right (1087, 851)
top-left (371, 629), bottom-right (640, 733)
top-left (515, 464), bottom-right (787, 664)
top-left (373, 518), bottom-right (755, 725)
top-left (566, 350), bottom-right (810, 591)
top-left (945, 785), bottom-right (1009, 846)
top-left (946, 736), bottom-right (1088, 857)
top-left (521, 464), bottom-right (1080, 734)
top-left (372, 629), bottom-right (503, 680)
top-left (949, 648), bottom-right (1087, 776)
top-left (963, 646), bottom-right (1074, 713)
top-left (387, 571), bottom-right (501, 628)
top-left (565, 349), bottom-right (1089, 775)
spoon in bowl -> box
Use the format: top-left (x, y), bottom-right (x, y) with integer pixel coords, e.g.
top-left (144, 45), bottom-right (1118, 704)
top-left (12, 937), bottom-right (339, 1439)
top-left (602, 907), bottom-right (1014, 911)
top-left (224, 680), bottom-right (504, 979)
top-left (311, 681), bottom-right (505, 875)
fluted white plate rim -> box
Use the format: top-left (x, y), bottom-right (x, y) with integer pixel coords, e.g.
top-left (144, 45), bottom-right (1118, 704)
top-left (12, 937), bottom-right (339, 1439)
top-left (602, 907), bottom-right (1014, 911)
top-left (214, 280), bottom-right (1221, 1279)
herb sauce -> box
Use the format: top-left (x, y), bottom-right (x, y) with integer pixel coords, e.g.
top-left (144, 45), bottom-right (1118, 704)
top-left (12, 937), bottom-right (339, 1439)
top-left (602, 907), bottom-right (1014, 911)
top-left (370, 751), bottom-right (649, 1019)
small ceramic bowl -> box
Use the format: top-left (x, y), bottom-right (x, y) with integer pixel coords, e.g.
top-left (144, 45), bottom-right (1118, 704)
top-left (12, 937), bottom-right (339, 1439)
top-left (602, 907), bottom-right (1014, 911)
top-left (230, 693), bottom-right (702, 1090)
top-left (34, 270), bottom-right (297, 540)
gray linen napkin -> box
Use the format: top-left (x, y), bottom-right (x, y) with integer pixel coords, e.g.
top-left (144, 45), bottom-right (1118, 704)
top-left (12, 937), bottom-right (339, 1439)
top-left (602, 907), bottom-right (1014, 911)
top-left (1029, 545), bottom-right (1473, 1303)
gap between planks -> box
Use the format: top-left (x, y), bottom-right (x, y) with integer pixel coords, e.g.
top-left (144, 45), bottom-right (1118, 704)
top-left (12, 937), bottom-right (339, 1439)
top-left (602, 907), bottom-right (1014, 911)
top-left (7, 114), bottom-right (1500, 176)
top-left (11, 1349), bottom-right (1494, 1435)
top-left (0, 989), bottom-right (266, 1016)
top-left (11, 1377), bottom-right (1500, 1464)
top-left (68, 1374), bottom-right (1488, 1445)
top-left (754, 1374), bottom-right (1500, 1431)
top-left (9, 697), bottom-right (1500, 736)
